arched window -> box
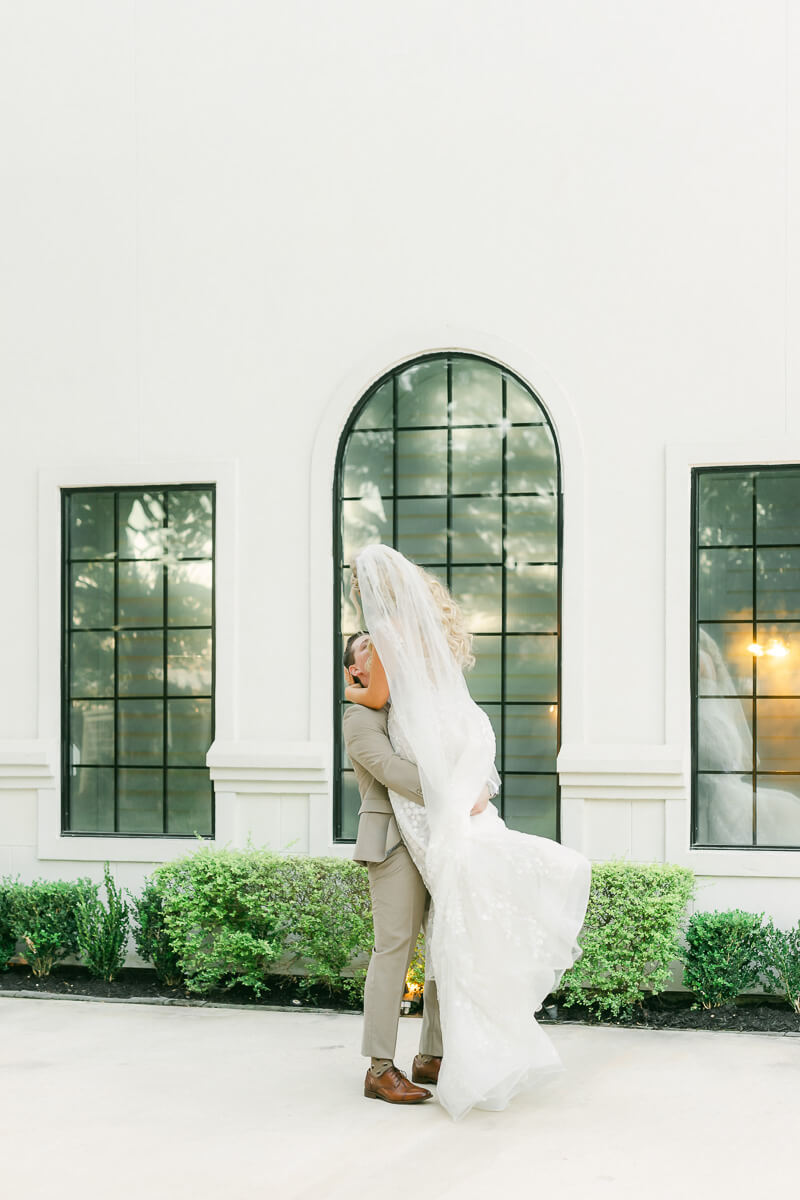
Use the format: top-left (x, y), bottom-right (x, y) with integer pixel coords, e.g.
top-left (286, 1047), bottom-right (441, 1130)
top-left (334, 353), bottom-right (561, 842)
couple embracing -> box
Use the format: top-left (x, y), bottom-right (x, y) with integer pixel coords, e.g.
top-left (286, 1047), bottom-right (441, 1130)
top-left (342, 544), bottom-right (591, 1122)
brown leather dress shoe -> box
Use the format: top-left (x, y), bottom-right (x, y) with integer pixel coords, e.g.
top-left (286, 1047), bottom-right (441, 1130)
top-left (364, 1065), bottom-right (432, 1104)
top-left (411, 1054), bottom-right (442, 1085)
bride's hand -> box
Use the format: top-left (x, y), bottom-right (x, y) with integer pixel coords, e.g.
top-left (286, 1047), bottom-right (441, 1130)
top-left (470, 785), bottom-right (490, 816)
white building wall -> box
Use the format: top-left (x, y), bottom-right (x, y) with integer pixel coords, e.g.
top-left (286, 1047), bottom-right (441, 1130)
top-left (1, 1), bottom-right (799, 922)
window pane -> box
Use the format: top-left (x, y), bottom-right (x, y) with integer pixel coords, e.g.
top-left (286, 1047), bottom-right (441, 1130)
top-left (451, 566), bottom-right (502, 633)
top-left (396, 360), bottom-right (448, 427)
top-left (698, 624), bottom-right (753, 697)
top-left (166, 769), bottom-right (212, 835)
top-left (71, 562), bottom-right (114, 628)
top-left (506, 636), bottom-right (557, 702)
top-left (697, 548), bottom-right (753, 621)
top-left (118, 699), bottom-right (163, 765)
top-left (503, 775), bottom-right (557, 838)
top-left (396, 498), bottom-right (447, 562)
top-left (755, 775), bottom-right (800, 845)
top-left (167, 699), bottom-right (212, 765)
top-left (506, 495), bottom-right (557, 562)
top-left (70, 767), bottom-right (115, 832)
top-left (697, 698), bottom-right (753, 770)
top-left (451, 498), bottom-right (502, 563)
top-left (396, 429), bottom-right (447, 496)
top-left (168, 489), bottom-right (213, 559)
top-left (506, 426), bottom-right (557, 493)
top-left (343, 430), bottom-right (393, 497)
top-left (696, 773), bottom-right (753, 845)
top-left (70, 492), bottom-right (115, 559)
top-left (354, 379), bottom-right (393, 430)
top-left (756, 698), bottom-right (800, 770)
top-left (756, 472), bottom-right (800, 545)
top-left (118, 630), bottom-right (163, 697)
top-left (506, 378), bottom-right (544, 424)
top-left (118, 768), bottom-right (163, 834)
top-left (167, 561), bottom-right (212, 626)
top-left (342, 496), bottom-right (393, 565)
top-left (118, 491), bottom-right (165, 560)
top-left (757, 548), bottom-right (800, 619)
top-left (167, 629), bottom-right (212, 695)
top-left (507, 564), bottom-right (558, 632)
top-left (468, 635), bottom-right (501, 702)
top-left (70, 632), bottom-right (115, 697)
top-left (340, 771), bottom-right (361, 840)
top-left (697, 473), bottom-right (753, 547)
top-left (451, 429), bottom-right (501, 495)
top-left (504, 705), bottom-right (558, 772)
top-left (451, 359), bottom-right (502, 425)
top-left (118, 561), bottom-right (163, 627)
top-left (755, 623), bottom-right (800, 695)
top-left (70, 701), bottom-right (114, 766)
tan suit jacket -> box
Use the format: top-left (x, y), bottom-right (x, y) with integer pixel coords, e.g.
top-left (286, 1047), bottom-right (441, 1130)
top-left (342, 703), bottom-right (424, 866)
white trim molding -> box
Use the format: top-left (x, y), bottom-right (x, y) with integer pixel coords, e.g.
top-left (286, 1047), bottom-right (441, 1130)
top-left (664, 440), bottom-right (800, 878)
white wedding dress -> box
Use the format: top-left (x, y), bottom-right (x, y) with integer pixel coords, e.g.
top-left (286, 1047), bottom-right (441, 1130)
top-left (355, 543), bottom-right (592, 1121)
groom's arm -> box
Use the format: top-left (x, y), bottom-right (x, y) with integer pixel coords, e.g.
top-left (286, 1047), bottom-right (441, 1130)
top-left (343, 708), bottom-right (425, 806)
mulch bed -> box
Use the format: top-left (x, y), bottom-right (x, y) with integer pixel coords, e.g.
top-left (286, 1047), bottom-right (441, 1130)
top-left (2, 965), bottom-right (798, 1033)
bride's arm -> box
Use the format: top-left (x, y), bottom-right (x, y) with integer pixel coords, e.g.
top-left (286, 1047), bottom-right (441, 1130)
top-left (344, 647), bottom-right (390, 709)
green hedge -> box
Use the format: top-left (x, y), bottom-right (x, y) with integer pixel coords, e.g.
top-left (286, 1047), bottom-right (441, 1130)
top-left (555, 860), bottom-right (696, 1018)
top-left (681, 909), bottom-right (800, 1012)
top-left (0, 876), bottom-right (98, 977)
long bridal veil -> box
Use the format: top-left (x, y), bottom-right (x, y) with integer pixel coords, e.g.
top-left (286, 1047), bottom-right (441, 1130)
top-left (356, 543), bottom-right (591, 1120)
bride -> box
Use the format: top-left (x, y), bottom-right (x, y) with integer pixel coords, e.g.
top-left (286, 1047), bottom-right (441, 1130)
top-left (344, 543), bottom-right (592, 1121)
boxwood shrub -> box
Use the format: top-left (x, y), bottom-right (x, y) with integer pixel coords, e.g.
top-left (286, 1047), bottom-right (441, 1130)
top-left (1, 876), bottom-right (97, 977)
top-left (681, 909), bottom-right (771, 1008)
top-left (555, 860), bottom-right (695, 1018)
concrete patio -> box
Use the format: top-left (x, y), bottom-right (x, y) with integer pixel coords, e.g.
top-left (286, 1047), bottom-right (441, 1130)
top-left (0, 995), bottom-right (796, 1199)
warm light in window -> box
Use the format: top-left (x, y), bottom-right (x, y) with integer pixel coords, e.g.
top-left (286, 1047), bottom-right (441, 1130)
top-left (748, 639), bottom-right (790, 658)
top-left (748, 643), bottom-right (764, 657)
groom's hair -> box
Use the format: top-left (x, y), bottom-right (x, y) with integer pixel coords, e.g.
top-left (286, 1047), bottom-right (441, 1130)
top-left (343, 631), bottom-right (368, 675)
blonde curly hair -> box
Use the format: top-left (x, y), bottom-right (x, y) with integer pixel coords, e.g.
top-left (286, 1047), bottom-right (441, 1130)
top-left (350, 557), bottom-right (475, 671)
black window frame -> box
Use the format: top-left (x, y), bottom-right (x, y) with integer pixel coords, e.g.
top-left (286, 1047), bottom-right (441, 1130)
top-left (61, 482), bottom-right (217, 838)
top-left (690, 462), bottom-right (800, 851)
top-left (332, 351), bottom-right (563, 843)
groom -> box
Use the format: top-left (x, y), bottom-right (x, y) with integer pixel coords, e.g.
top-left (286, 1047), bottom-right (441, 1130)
top-left (342, 631), bottom-right (442, 1104)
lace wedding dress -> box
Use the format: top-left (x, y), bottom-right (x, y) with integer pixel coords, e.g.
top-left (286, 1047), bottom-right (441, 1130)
top-left (355, 543), bottom-right (592, 1121)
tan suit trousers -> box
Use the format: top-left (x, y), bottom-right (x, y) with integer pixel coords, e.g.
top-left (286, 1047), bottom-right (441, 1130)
top-left (361, 842), bottom-right (443, 1061)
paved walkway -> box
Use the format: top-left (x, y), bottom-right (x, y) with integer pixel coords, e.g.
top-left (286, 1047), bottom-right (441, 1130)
top-left (1, 996), bottom-right (796, 1199)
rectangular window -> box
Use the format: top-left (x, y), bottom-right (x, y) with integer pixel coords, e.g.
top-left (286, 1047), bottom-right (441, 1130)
top-left (692, 466), bottom-right (800, 849)
top-left (62, 485), bottom-right (215, 836)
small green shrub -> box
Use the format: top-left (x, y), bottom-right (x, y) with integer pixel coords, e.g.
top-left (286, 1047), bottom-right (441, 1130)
top-left (681, 909), bottom-right (769, 1008)
top-left (74, 862), bottom-right (130, 982)
top-left (556, 860), bottom-right (695, 1018)
top-left (761, 919), bottom-right (800, 1014)
top-left (4, 876), bottom-right (97, 977)
top-left (0, 881), bottom-right (17, 969)
top-left (129, 876), bottom-right (184, 987)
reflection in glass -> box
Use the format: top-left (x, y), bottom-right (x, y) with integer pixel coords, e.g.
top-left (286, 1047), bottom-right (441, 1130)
top-left (697, 698), bottom-right (753, 771)
top-left (397, 430), bottom-right (447, 495)
top-left (756, 548), bottom-right (800, 619)
top-left (342, 494), bottom-right (392, 565)
top-left (340, 772), bottom-right (361, 840)
top-left (168, 562), bottom-right (212, 626)
top-left (118, 631), bottom-right (163, 697)
top-left (756, 699), bottom-right (800, 770)
top-left (70, 632), bottom-right (115, 697)
top-left (397, 360), bottom-right (448, 427)
top-left (451, 566), bottom-right (502, 633)
top-left (396, 498), bottom-right (447, 562)
top-left (118, 561), bottom-right (163, 627)
top-left (118, 769), bottom-right (163, 834)
top-left (451, 428), bottom-right (501, 495)
top-left (118, 699), bottom-right (163, 765)
top-left (505, 705), bottom-right (558, 772)
top-left (506, 378), bottom-right (544, 424)
top-left (341, 576), bottom-right (361, 637)
top-left (167, 629), bottom-right (212, 695)
top-left (451, 359), bottom-right (502, 426)
top-left (507, 564), bottom-right (558, 632)
top-left (506, 636), bottom-right (558, 702)
top-left (354, 379), bottom-right (393, 430)
top-left (167, 490), bottom-right (213, 559)
top-left (755, 624), bottom-right (800, 695)
top-left (697, 625), bottom-right (752, 697)
top-left (506, 426), bottom-right (557, 493)
top-left (166, 770), bottom-right (212, 835)
top-left (697, 473), bottom-right (752, 547)
top-left (468, 636), bottom-right (501, 703)
top-left (70, 768), bottom-right (114, 832)
top-left (506, 495), bottom-right (557, 562)
top-left (70, 492), bottom-right (115, 559)
top-left (167, 699), bottom-right (212, 765)
top-left (503, 775), bottom-right (557, 838)
top-left (696, 548), bottom-right (753, 621)
top-left (343, 430), bottom-right (394, 497)
top-left (118, 491), bottom-right (165, 560)
top-left (756, 776), bottom-right (800, 845)
top-left (451, 498), bottom-right (502, 562)
top-left (757, 473), bottom-right (800, 545)
top-left (70, 701), bottom-right (114, 765)
top-left (71, 562), bottom-right (114, 628)
top-left (696, 774), bottom-right (754, 846)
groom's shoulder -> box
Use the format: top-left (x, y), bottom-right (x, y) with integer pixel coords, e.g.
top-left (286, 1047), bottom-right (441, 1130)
top-left (342, 704), bottom-right (388, 733)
